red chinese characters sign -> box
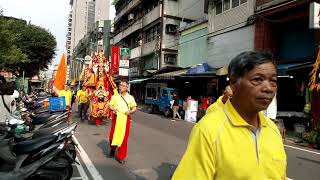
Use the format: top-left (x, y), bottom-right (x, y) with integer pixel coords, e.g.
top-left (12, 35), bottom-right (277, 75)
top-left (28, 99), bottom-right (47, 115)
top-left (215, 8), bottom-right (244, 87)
top-left (111, 46), bottom-right (119, 74)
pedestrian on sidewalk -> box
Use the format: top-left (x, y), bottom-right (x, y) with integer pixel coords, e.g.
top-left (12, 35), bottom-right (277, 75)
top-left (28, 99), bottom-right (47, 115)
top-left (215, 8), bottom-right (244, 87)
top-left (108, 80), bottom-right (137, 164)
top-left (77, 85), bottom-right (89, 121)
top-left (172, 51), bottom-right (286, 180)
top-left (172, 92), bottom-right (181, 121)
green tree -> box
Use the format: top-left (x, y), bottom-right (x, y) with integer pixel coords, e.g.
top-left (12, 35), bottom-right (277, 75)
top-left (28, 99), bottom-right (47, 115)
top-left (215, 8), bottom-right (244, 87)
top-left (0, 17), bottom-right (57, 77)
top-left (0, 18), bottom-right (29, 74)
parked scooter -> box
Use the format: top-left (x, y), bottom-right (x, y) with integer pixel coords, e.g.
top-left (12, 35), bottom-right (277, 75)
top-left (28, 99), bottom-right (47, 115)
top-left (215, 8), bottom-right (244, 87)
top-left (0, 121), bottom-right (77, 180)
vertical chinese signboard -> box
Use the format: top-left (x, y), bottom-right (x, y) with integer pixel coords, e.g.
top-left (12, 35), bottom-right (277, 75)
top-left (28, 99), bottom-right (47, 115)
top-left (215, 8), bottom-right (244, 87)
top-left (119, 48), bottom-right (130, 76)
top-left (111, 46), bottom-right (119, 74)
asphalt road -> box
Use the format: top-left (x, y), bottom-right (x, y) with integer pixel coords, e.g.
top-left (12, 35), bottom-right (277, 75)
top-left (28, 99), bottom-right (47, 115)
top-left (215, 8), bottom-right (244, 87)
top-left (71, 108), bottom-right (320, 180)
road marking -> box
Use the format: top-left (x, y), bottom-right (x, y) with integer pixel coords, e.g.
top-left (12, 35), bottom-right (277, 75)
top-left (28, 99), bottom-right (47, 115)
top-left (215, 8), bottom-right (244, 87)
top-left (70, 177), bottom-right (83, 180)
top-left (74, 157), bottom-right (89, 180)
top-left (73, 136), bottom-right (104, 180)
top-left (284, 144), bottom-right (320, 155)
top-left (287, 178), bottom-right (293, 180)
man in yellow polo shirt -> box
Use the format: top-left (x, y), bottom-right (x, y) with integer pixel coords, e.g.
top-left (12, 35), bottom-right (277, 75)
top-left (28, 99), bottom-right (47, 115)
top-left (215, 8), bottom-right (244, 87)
top-left (77, 85), bottom-right (88, 121)
top-left (59, 84), bottom-right (73, 109)
top-left (108, 80), bottom-right (137, 164)
top-left (172, 51), bottom-right (286, 180)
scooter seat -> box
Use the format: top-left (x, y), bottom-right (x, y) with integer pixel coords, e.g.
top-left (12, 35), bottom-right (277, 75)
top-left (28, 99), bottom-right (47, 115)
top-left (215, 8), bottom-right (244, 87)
top-left (33, 123), bottom-right (69, 138)
top-left (32, 114), bottom-right (62, 125)
top-left (13, 135), bottom-right (57, 155)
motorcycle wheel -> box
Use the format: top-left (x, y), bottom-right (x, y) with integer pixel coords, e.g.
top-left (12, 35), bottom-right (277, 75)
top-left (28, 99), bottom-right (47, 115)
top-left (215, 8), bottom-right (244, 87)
top-left (61, 164), bottom-right (73, 180)
top-left (60, 143), bottom-right (77, 162)
top-left (26, 164), bottom-right (73, 180)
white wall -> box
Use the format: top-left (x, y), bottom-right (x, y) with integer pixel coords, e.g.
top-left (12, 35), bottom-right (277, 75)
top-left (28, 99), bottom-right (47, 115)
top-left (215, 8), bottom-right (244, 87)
top-left (207, 25), bottom-right (254, 68)
top-left (208, 0), bottom-right (254, 33)
top-left (164, 0), bottom-right (205, 20)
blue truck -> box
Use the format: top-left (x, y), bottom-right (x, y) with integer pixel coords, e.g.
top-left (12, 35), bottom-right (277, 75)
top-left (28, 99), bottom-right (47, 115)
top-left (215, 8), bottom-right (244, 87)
top-left (144, 83), bottom-right (184, 117)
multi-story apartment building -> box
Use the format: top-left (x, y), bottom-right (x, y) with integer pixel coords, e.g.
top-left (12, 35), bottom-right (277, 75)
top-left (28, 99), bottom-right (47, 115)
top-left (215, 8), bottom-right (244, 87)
top-left (111, 0), bottom-right (206, 79)
top-left (66, 11), bottom-right (73, 59)
top-left (68, 0), bottom-right (96, 60)
top-left (206, 0), bottom-right (254, 68)
top-left (95, 0), bottom-right (110, 21)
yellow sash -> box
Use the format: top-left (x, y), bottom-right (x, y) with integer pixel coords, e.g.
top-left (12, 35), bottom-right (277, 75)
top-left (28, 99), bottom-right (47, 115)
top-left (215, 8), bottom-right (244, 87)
top-left (111, 112), bottom-right (127, 147)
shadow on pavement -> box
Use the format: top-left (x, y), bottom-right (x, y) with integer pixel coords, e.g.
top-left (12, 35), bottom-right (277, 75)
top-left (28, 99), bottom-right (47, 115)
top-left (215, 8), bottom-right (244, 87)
top-left (154, 162), bottom-right (177, 180)
top-left (97, 139), bottom-right (109, 156)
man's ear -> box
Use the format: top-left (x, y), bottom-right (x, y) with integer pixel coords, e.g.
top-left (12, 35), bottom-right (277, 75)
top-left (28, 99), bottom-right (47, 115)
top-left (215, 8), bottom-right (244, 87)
top-left (228, 77), bottom-right (238, 93)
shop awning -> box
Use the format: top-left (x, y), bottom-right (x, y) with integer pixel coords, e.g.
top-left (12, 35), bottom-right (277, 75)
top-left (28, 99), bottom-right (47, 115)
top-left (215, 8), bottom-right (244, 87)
top-left (216, 66), bottom-right (228, 76)
top-left (187, 63), bottom-right (211, 74)
top-left (128, 78), bottom-right (150, 84)
top-left (153, 69), bottom-right (188, 80)
top-left (146, 70), bottom-right (157, 74)
top-left (277, 62), bottom-right (313, 75)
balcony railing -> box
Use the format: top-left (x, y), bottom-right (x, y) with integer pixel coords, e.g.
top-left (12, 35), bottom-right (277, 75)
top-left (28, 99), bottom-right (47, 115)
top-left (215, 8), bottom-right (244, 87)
top-left (130, 46), bottom-right (142, 59)
top-left (142, 40), bottom-right (156, 56)
top-left (256, 0), bottom-right (290, 9)
top-left (114, 0), bottom-right (141, 23)
top-left (142, 5), bottom-right (161, 27)
top-left (113, 19), bottom-right (142, 44)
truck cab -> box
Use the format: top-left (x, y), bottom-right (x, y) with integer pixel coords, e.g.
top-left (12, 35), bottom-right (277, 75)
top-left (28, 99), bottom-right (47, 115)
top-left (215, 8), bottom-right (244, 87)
top-left (145, 83), bottom-right (183, 117)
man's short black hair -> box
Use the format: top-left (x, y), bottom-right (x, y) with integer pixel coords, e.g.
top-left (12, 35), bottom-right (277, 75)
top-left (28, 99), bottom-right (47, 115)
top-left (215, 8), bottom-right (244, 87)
top-left (119, 80), bottom-right (128, 85)
top-left (228, 51), bottom-right (275, 79)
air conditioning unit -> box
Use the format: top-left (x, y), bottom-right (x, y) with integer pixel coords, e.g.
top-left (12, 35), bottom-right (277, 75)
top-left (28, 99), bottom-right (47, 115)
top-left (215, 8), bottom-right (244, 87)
top-left (165, 56), bottom-right (176, 64)
top-left (128, 14), bottom-right (134, 20)
top-left (166, 24), bottom-right (178, 34)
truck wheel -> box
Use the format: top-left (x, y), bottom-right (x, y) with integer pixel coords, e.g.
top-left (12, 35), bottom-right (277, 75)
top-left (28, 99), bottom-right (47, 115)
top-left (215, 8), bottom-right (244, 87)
top-left (147, 106), bottom-right (153, 114)
top-left (164, 108), bottom-right (171, 117)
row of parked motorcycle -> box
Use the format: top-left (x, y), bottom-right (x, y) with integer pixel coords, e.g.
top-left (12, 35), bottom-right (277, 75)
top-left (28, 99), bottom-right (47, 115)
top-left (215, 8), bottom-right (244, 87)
top-left (0, 77), bottom-right (78, 180)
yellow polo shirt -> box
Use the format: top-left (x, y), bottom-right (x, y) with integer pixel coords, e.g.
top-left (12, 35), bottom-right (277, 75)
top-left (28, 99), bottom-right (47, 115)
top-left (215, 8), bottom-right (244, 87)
top-left (110, 93), bottom-right (137, 113)
top-left (58, 90), bottom-right (72, 106)
top-left (206, 96), bottom-right (223, 114)
top-left (76, 90), bottom-right (88, 104)
top-left (172, 99), bottom-right (287, 180)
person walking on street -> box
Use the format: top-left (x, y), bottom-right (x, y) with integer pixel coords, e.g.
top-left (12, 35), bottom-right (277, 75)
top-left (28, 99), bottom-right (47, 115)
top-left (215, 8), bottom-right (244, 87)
top-left (206, 85), bottom-right (233, 114)
top-left (172, 92), bottom-right (181, 121)
top-left (59, 84), bottom-right (73, 110)
top-left (108, 80), bottom-right (137, 164)
top-left (77, 85), bottom-right (89, 121)
top-left (172, 51), bottom-right (286, 180)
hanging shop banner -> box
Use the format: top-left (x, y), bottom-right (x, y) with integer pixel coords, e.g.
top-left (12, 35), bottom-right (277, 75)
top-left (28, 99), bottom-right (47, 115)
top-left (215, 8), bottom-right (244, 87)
top-left (111, 46), bottom-right (120, 74)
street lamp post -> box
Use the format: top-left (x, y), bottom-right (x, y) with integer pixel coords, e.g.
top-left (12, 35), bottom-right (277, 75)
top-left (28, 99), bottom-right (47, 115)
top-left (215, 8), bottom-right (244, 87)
top-left (74, 58), bottom-right (85, 90)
